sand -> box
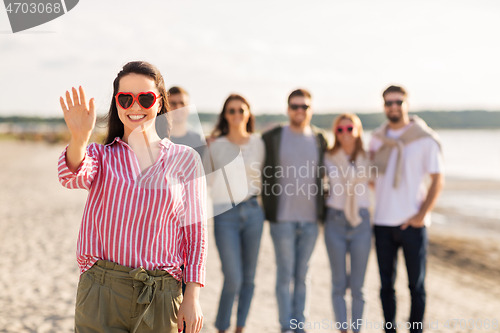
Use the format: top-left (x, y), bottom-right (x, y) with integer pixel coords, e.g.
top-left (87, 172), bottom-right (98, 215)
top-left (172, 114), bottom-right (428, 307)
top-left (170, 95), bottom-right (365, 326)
top-left (0, 140), bottom-right (499, 333)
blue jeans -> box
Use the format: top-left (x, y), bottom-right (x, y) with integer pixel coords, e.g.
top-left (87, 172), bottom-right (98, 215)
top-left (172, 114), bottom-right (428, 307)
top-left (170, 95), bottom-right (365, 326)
top-left (324, 208), bottom-right (372, 332)
top-left (270, 221), bottom-right (319, 332)
top-left (374, 225), bottom-right (427, 333)
top-left (213, 196), bottom-right (265, 331)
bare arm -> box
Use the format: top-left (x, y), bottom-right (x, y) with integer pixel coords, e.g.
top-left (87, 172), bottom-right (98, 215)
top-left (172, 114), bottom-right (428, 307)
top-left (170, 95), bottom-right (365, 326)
top-left (177, 282), bottom-right (203, 333)
top-left (59, 86), bottom-right (96, 173)
top-left (66, 136), bottom-right (90, 173)
top-left (418, 173), bottom-right (445, 217)
top-left (401, 173), bottom-right (444, 229)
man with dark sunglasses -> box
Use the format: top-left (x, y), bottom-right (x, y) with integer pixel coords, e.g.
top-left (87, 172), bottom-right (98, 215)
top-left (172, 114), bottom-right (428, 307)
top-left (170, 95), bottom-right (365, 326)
top-left (369, 85), bottom-right (444, 333)
top-left (261, 89), bottom-right (328, 333)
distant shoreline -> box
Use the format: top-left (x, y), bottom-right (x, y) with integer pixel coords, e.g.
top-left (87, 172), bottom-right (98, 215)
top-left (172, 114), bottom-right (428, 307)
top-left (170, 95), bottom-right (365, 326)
top-left (2, 110), bottom-right (500, 130)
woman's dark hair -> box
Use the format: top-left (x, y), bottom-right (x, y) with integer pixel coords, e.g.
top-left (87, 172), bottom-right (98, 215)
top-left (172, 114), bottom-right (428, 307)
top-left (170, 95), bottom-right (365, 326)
top-left (211, 94), bottom-right (254, 138)
top-left (103, 61), bottom-right (170, 144)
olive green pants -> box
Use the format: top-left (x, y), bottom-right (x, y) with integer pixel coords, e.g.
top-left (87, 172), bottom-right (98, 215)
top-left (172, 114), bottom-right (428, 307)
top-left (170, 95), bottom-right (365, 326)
top-left (75, 260), bottom-right (182, 333)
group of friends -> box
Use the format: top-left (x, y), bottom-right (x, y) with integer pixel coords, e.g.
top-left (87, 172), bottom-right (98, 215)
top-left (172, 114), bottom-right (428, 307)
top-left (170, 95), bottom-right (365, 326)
top-left (172, 83), bottom-right (444, 333)
top-left (58, 61), bottom-right (444, 333)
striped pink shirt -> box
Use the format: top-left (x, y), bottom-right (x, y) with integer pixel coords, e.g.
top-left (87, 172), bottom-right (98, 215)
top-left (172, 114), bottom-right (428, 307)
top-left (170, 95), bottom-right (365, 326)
top-left (58, 137), bottom-right (207, 286)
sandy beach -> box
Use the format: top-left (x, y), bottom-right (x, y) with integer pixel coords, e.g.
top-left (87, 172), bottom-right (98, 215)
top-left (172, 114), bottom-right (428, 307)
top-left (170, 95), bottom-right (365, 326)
top-left (0, 140), bottom-right (499, 333)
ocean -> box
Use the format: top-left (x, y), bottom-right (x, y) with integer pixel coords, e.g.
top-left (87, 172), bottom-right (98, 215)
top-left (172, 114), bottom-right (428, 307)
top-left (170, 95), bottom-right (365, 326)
top-left (360, 129), bottom-right (500, 222)
top-left (437, 129), bottom-right (500, 181)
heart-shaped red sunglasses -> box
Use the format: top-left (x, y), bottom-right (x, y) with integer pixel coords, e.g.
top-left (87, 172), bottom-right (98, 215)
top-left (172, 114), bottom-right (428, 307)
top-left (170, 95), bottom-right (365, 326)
top-left (115, 91), bottom-right (161, 110)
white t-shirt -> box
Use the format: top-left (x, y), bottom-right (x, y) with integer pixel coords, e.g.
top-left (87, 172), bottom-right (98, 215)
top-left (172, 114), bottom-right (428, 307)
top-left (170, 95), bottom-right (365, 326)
top-left (203, 133), bottom-right (265, 208)
top-left (324, 150), bottom-right (371, 211)
top-left (369, 124), bottom-right (444, 226)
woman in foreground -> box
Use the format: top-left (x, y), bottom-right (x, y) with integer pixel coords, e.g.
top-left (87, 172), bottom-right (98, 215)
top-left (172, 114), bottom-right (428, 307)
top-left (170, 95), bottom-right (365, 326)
top-left (58, 61), bottom-right (206, 333)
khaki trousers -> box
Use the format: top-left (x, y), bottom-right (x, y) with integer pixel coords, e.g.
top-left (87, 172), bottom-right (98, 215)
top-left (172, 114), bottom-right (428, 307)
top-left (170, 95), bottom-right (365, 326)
top-left (75, 260), bottom-right (182, 333)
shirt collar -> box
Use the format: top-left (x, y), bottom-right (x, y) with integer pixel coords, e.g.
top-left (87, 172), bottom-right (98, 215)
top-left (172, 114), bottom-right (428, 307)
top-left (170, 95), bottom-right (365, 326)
top-left (105, 136), bottom-right (171, 150)
top-left (104, 136), bottom-right (122, 146)
top-left (159, 138), bottom-right (172, 149)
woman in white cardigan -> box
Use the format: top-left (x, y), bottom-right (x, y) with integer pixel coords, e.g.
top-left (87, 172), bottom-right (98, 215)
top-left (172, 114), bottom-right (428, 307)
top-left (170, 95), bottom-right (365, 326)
top-left (204, 94), bottom-right (265, 333)
top-left (324, 113), bottom-right (373, 333)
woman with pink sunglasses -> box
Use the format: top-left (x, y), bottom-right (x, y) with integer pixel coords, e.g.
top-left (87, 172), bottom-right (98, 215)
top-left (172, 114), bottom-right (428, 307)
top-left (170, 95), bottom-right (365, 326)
top-left (57, 61), bottom-right (206, 333)
top-left (323, 114), bottom-right (373, 333)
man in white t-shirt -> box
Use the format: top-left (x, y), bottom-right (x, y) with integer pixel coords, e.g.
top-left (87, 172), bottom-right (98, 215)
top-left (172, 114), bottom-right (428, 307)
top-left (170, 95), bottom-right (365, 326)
top-left (369, 85), bottom-right (444, 333)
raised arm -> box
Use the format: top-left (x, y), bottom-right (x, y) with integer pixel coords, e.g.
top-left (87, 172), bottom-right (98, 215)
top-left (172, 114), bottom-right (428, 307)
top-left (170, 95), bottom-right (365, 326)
top-left (59, 86), bottom-right (96, 173)
top-left (58, 87), bottom-right (99, 190)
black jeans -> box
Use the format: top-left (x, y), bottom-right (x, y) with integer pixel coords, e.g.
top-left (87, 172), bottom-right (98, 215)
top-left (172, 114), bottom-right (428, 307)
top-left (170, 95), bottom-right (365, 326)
top-left (374, 225), bottom-right (427, 333)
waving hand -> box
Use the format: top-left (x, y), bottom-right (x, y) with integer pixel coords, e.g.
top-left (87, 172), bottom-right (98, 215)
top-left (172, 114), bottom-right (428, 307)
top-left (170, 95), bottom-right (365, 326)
top-left (59, 86), bottom-right (96, 173)
top-left (60, 86), bottom-right (96, 141)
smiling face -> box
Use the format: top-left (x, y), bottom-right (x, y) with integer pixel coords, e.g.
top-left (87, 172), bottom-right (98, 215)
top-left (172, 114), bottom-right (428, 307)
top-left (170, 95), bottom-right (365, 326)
top-left (287, 96), bottom-right (312, 127)
top-left (383, 91), bottom-right (409, 124)
top-left (116, 73), bottom-right (161, 141)
top-left (223, 99), bottom-right (250, 129)
top-left (335, 118), bottom-right (359, 147)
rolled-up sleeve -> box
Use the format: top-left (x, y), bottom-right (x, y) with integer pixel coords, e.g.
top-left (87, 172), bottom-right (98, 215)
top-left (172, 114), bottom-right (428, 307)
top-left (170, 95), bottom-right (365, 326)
top-left (58, 143), bottom-right (99, 190)
top-left (181, 149), bottom-right (208, 286)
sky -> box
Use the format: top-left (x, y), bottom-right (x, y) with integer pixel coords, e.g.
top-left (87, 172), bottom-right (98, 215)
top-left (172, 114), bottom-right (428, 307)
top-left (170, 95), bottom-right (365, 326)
top-left (1, 0), bottom-right (499, 116)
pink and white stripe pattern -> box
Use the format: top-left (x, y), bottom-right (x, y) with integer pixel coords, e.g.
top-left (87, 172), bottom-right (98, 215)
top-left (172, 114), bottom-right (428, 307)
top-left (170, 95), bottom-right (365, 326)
top-left (58, 137), bottom-right (207, 286)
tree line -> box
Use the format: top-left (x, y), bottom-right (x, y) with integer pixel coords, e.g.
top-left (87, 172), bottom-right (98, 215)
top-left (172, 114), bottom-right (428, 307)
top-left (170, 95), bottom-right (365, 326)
top-left (2, 110), bottom-right (500, 131)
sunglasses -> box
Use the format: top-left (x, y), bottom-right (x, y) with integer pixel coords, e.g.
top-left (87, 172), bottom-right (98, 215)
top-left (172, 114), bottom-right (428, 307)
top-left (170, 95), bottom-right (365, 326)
top-left (115, 91), bottom-right (161, 110)
top-left (384, 100), bottom-right (404, 107)
top-left (227, 108), bottom-right (245, 115)
top-left (336, 125), bottom-right (354, 134)
top-left (289, 104), bottom-right (310, 111)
